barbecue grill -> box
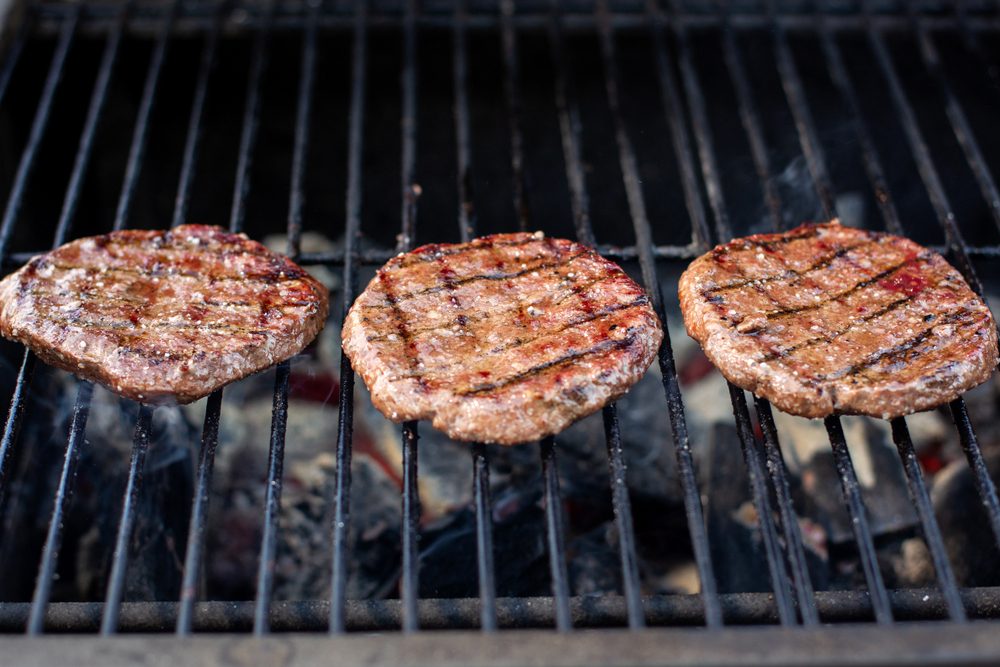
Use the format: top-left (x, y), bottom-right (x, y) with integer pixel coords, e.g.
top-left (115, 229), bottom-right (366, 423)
top-left (2, 0), bottom-right (1000, 664)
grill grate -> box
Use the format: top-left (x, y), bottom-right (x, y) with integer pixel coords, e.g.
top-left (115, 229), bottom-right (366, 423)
top-left (1, 0), bottom-right (1000, 656)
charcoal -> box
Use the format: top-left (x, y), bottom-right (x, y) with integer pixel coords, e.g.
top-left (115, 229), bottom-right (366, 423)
top-left (931, 452), bottom-right (1000, 588)
top-left (418, 486), bottom-right (549, 599)
top-left (702, 423), bottom-right (772, 594)
top-left (568, 523), bottom-right (623, 597)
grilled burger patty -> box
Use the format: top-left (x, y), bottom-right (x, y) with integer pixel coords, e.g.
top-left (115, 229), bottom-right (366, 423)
top-left (679, 221), bottom-right (998, 419)
top-left (342, 232), bottom-right (663, 445)
top-left (0, 224), bottom-right (329, 404)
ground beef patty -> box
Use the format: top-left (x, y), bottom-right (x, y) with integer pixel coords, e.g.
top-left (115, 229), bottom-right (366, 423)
top-left (342, 232), bottom-right (663, 445)
top-left (0, 225), bottom-right (328, 404)
top-left (679, 220), bottom-right (998, 419)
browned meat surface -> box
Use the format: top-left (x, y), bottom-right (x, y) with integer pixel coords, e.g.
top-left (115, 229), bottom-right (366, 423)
top-left (0, 224), bottom-right (329, 404)
top-left (342, 232), bottom-right (663, 445)
top-left (679, 220), bottom-right (998, 419)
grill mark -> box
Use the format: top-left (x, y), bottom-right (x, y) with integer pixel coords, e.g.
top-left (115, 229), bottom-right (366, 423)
top-left (457, 333), bottom-right (637, 397)
top-left (364, 271), bottom-right (618, 343)
top-left (752, 224), bottom-right (823, 246)
top-left (390, 297), bottom-right (648, 384)
top-left (714, 224), bottom-right (824, 258)
top-left (393, 234), bottom-right (547, 269)
top-left (48, 316), bottom-right (270, 334)
top-left (40, 288), bottom-right (298, 313)
top-left (705, 240), bottom-right (874, 296)
top-left (45, 262), bottom-right (307, 285)
top-left (853, 316), bottom-right (990, 384)
top-left (378, 271), bottom-right (428, 392)
top-left (102, 241), bottom-right (275, 262)
top-left (818, 308), bottom-right (973, 382)
top-left (362, 252), bottom-right (588, 311)
top-left (762, 293), bottom-right (917, 362)
top-left (763, 253), bottom-right (930, 321)
top-left (704, 236), bottom-right (931, 379)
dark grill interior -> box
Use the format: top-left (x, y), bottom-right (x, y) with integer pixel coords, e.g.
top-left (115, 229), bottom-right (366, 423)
top-left (2, 0), bottom-right (1000, 663)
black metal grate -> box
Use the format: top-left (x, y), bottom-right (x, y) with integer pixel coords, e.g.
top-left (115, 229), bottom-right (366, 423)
top-left (0, 0), bottom-right (1000, 656)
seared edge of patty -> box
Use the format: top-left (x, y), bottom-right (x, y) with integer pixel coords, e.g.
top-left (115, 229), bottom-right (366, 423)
top-left (679, 221), bottom-right (998, 419)
top-left (342, 232), bottom-right (663, 445)
top-left (0, 225), bottom-right (329, 404)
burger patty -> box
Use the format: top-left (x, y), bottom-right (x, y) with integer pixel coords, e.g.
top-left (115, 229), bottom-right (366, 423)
top-left (679, 220), bottom-right (998, 419)
top-left (0, 224), bottom-right (329, 404)
top-left (342, 232), bottom-right (663, 445)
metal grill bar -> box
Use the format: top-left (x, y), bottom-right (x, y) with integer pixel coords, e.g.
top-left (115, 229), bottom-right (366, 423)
top-left (401, 422), bottom-right (420, 632)
top-left (540, 436), bottom-right (572, 631)
top-left (951, 398), bottom-right (1000, 548)
top-left (472, 444), bottom-right (497, 631)
top-left (175, 4), bottom-right (273, 633)
top-left (658, 0), bottom-right (725, 242)
top-left (911, 10), bottom-right (1000, 231)
top-left (0, 12), bottom-right (31, 108)
top-left (817, 13), bottom-right (902, 235)
top-left (671, 5), bottom-right (821, 625)
top-left (0, 353), bottom-right (35, 508)
top-left (26, 381), bottom-right (94, 635)
top-left (14, 239), bottom-right (1000, 269)
top-left (252, 4), bottom-right (316, 630)
top-left (582, 2), bottom-right (722, 626)
top-left (228, 0), bottom-right (274, 234)
top-left (501, 1), bottom-right (585, 631)
top-left (537, 1), bottom-right (648, 631)
top-left (11, 586), bottom-right (1000, 631)
top-left (0, 3), bottom-right (124, 507)
top-left (286, 3), bottom-right (317, 257)
top-left (770, 5), bottom-right (837, 220)
top-left (328, 0), bottom-right (367, 635)
top-left (500, 0), bottom-right (529, 231)
top-left (956, 0), bottom-right (1000, 90)
top-left (728, 386), bottom-right (796, 625)
top-left (253, 361), bottom-right (290, 635)
top-left (25, 4), bottom-right (1000, 33)
top-left (859, 7), bottom-right (1000, 559)
top-left (113, 0), bottom-right (177, 231)
top-left (602, 407), bottom-right (645, 629)
top-left (824, 416), bottom-right (893, 624)
top-left (53, 1), bottom-right (127, 244)
top-left (454, 1), bottom-right (499, 633)
top-left (100, 405), bottom-right (154, 635)
top-left (170, 4), bottom-right (222, 229)
top-left (754, 397), bottom-right (819, 625)
top-left (7, 6), bottom-right (136, 635)
top-left (0, 5), bottom-right (77, 255)
top-left (454, 1), bottom-right (475, 243)
top-left (656, 1), bottom-right (820, 626)
top-left (600, 3), bottom-right (730, 626)
top-left (718, 5), bottom-right (783, 230)
top-left (890, 417), bottom-right (967, 621)
top-left (2, 0), bottom-right (1000, 640)
top-left (865, 10), bottom-right (980, 290)
top-left (397, 0), bottom-right (421, 635)
top-left (176, 389), bottom-right (223, 635)
top-left (549, 5), bottom-right (593, 249)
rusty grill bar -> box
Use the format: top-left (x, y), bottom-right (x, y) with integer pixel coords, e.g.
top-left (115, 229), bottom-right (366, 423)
top-left (0, 0), bottom-right (999, 654)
